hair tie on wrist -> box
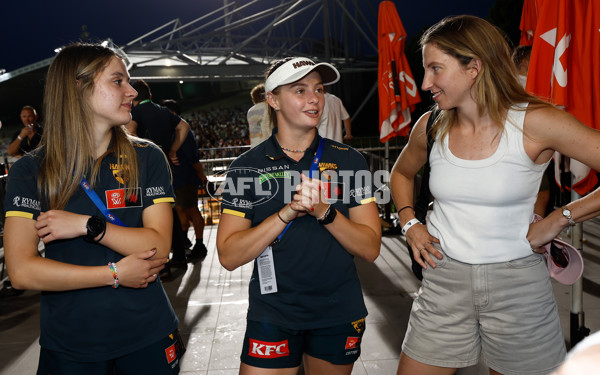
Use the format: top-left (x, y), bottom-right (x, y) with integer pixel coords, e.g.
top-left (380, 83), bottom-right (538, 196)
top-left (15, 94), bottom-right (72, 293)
top-left (277, 211), bottom-right (290, 224)
top-left (398, 205), bottom-right (413, 214)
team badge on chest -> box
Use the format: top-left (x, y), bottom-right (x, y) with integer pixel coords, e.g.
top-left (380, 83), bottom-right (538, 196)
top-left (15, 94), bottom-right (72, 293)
top-left (105, 187), bottom-right (142, 209)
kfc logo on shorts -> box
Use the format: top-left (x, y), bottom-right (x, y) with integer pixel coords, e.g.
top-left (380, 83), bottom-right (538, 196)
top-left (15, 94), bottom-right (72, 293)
top-left (248, 339), bottom-right (289, 358)
top-left (165, 343), bottom-right (177, 363)
top-left (345, 337), bottom-right (360, 350)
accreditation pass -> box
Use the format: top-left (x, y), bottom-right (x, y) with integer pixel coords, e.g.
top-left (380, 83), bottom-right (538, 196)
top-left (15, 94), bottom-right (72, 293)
top-left (257, 246), bottom-right (278, 294)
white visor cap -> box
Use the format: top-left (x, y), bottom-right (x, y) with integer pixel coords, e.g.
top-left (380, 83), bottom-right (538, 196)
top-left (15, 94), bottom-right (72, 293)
top-left (265, 57), bottom-right (340, 93)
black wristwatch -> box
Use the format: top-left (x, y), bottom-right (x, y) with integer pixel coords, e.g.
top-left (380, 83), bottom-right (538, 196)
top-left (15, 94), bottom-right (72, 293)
top-left (84, 216), bottom-right (106, 243)
top-left (317, 204), bottom-right (337, 225)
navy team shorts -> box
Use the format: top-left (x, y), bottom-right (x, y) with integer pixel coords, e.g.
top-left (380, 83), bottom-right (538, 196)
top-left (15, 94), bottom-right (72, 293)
top-left (37, 329), bottom-right (185, 375)
top-left (240, 318), bottom-right (366, 368)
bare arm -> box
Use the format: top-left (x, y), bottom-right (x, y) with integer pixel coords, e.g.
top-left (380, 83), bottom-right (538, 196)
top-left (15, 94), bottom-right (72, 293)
top-left (7, 127), bottom-right (32, 156)
top-left (168, 119), bottom-right (191, 164)
top-left (5, 216), bottom-right (166, 291)
top-left (192, 161), bottom-right (208, 184)
top-left (390, 112), bottom-right (441, 268)
top-left (34, 202), bottom-right (173, 259)
top-left (524, 106), bottom-right (600, 247)
top-left (342, 118), bottom-right (352, 141)
top-left (216, 210), bottom-right (290, 271)
top-left (322, 202), bottom-right (381, 262)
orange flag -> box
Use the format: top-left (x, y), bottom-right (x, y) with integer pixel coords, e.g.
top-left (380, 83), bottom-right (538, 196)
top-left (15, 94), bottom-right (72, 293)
top-left (378, 1), bottom-right (421, 143)
top-left (526, 0), bottom-right (599, 194)
top-left (519, 0), bottom-right (542, 46)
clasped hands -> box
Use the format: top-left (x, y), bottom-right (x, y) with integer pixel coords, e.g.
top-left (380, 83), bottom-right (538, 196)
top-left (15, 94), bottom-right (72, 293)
top-left (279, 173), bottom-right (330, 223)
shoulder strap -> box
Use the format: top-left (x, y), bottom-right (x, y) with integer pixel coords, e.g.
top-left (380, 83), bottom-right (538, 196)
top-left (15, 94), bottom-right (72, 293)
top-left (414, 109), bottom-right (440, 223)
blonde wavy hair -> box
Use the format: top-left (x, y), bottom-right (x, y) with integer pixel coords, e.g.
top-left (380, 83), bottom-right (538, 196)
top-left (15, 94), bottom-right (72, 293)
top-left (420, 15), bottom-right (551, 140)
top-left (39, 43), bottom-right (139, 209)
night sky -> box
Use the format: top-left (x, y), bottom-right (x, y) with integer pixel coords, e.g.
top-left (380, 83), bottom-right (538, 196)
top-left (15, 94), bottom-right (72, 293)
top-left (1, 0), bottom-right (497, 73)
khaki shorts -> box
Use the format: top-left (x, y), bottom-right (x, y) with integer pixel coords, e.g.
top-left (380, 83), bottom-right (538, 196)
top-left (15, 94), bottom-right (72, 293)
top-left (402, 245), bottom-right (566, 375)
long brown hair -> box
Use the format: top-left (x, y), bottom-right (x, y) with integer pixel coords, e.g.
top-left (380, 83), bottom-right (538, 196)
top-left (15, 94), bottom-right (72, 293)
top-left (420, 15), bottom-right (551, 140)
top-left (39, 43), bottom-right (139, 209)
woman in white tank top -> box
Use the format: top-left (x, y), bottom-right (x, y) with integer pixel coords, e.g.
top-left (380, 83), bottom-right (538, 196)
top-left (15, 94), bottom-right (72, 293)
top-left (391, 15), bottom-right (600, 375)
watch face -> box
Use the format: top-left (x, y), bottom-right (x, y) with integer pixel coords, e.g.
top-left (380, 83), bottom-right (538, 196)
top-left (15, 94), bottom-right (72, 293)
top-left (87, 216), bottom-right (105, 236)
top-left (564, 209), bottom-right (571, 216)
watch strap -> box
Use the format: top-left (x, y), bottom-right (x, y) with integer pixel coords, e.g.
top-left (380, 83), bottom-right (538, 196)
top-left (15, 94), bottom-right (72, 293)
top-left (317, 204), bottom-right (337, 225)
top-left (561, 206), bottom-right (576, 226)
top-left (84, 215), bottom-right (107, 242)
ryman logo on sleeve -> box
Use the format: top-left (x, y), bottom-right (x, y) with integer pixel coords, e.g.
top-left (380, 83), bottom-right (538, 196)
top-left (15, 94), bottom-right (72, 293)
top-left (146, 186), bottom-right (166, 197)
top-left (12, 196), bottom-right (41, 211)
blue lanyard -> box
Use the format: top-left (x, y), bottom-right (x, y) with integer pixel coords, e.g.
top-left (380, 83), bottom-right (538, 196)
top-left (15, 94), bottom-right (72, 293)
top-left (277, 138), bottom-right (325, 241)
top-left (80, 176), bottom-right (127, 227)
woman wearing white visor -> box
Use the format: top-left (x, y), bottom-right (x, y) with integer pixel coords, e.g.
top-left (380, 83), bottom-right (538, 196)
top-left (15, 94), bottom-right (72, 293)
top-left (217, 57), bottom-right (381, 373)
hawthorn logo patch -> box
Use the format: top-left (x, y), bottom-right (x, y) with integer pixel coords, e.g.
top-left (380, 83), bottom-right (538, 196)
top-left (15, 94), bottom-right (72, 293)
top-left (248, 339), bottom-right (289, 358)
top-left (351, 318), bottom-right (365, 334)
top-left (110, 163), bottom-right (128, 184)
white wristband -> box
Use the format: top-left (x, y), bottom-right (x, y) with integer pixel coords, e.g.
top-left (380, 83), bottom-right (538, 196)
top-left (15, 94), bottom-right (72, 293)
top-left (401, 218), bottom-right (421, 235)
top-left (17, 135), bottom-right (23, 141)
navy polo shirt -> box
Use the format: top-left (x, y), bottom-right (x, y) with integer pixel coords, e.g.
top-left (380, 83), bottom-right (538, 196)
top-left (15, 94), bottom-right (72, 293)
top-left (171, 130), bottom-right (201, 190)
top-left (131, 100), bottom-right (181, 153)
top-left (4, 140), bottom-right (178, 361)
top-left (220, 130), bottom-right (375, 330)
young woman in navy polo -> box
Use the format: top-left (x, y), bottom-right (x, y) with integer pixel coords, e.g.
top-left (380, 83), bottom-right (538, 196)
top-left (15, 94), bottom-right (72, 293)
top-left (3, 43), bottom-right (182, 374)
top-left (217, 57), bottom-right (381, 373)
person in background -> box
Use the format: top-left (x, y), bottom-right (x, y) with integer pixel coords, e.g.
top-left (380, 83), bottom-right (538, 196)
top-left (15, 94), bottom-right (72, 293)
top-left (126, 80), bottom-right (191, 271)
top-left (246, 83), bottom-right (272, 148)
top-left (162, 99), bottom-right (209, 261)
top-left (126, 79), bottom-right (190, 164)
top-left (217, 57), bottom-right (380, 373)
top-left (7, 105), bottom-right (43, 157)
top-left (391, 15), bottom-right (600, 374)
top-left (3, 43), bottom-right (183, 374)
top-left (317, 91), bottom-right (352, 143)
top-left (512, 45), bottom-right (531, 89)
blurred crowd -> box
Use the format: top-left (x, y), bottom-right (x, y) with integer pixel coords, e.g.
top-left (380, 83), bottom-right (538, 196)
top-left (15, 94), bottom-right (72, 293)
top-left (186, 105), bottom-right (250, 159)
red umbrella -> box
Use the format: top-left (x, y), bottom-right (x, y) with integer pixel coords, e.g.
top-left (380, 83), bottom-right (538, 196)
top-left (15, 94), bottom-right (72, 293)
top-left (377, 0), bottom-right (421, 143)
top-left (526, 0), bottom-right (599, 195)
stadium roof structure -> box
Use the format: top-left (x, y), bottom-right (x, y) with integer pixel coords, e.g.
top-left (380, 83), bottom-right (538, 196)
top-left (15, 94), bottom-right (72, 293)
top-left (0, 0), bottom-right (379, 120)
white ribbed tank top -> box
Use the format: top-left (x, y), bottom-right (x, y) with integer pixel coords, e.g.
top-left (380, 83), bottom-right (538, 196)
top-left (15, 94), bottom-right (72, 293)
top-left (428, 103), bottom-right (549, 264)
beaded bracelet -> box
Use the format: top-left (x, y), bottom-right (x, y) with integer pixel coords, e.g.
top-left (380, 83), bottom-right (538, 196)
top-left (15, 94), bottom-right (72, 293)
top-left (108, 262), bottom-right (119, 289)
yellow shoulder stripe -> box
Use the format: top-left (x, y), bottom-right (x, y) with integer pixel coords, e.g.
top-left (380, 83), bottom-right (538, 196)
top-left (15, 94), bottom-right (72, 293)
top-left (5, 211), bottom-right (34, 219)
top-left (360, 197), bottom-right (376, 205)
top-left (153, 197), bottom-right (175, 204)
top-left (222, 209), bottom-right (246, 218)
